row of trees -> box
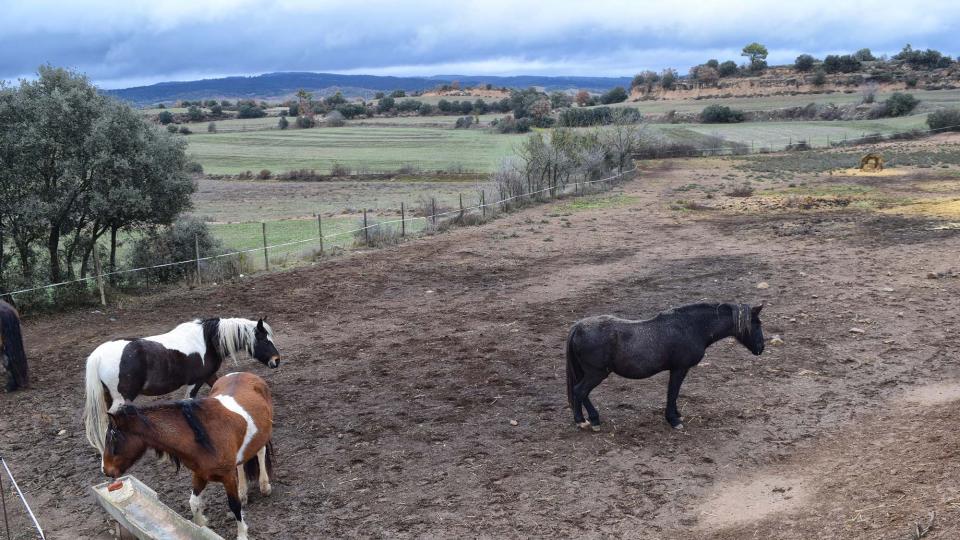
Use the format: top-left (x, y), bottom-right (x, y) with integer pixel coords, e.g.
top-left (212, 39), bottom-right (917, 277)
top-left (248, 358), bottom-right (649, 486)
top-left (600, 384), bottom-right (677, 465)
top-left (0, 67), bottom-right (194, 293)
top-left (796, 45), bottom-right (956, 73)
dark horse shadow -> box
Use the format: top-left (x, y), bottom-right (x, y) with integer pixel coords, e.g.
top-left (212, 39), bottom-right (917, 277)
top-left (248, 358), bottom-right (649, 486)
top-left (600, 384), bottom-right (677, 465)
top-left (566, 302), bottom-right (765, 431)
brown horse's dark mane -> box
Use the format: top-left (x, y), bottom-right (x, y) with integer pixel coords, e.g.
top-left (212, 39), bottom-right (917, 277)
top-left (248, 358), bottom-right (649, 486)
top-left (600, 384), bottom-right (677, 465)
top-left (111, 400), bottom-right (216, 470)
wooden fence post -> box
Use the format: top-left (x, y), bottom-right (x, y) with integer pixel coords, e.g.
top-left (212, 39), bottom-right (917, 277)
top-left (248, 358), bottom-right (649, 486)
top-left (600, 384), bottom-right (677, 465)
top-left (92, 245), bottom-right (106, 306)
top-left (194, 234), bottom-right (202, 286)
top-left (401, 202), bottom-right (406, 237)
top-left (363, 209), bottom-right (369, 245)
top-left (261, 222), bottom-right (269, 271)
top-left (317, 214), bottom-right (323, 255)
top-left (431, 197), bottom-right (437, 226)
top-left (480, 190), bottom-right (486, 217)
top-left (459, 193), bottom-right (464, 220)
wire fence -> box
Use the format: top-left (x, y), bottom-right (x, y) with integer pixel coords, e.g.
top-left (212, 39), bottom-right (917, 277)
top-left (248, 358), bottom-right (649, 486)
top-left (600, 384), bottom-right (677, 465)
top-left (0, 168), bottom-right (636, 301)
top-left (0, 457), bottom-right (45, 540)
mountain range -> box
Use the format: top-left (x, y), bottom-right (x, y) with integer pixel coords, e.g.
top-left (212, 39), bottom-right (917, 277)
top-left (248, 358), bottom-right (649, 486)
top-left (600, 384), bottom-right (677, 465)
top-left (105, 72), bottom-right (634, 106)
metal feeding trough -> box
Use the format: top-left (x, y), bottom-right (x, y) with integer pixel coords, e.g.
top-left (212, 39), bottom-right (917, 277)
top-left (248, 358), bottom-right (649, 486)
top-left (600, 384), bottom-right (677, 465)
top-left (90, 475), bottom-right (223, 540)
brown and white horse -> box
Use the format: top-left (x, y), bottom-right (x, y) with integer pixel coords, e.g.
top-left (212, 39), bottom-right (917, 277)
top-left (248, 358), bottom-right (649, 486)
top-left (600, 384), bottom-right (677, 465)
top-left (101, 371), bottom-right (274, 540)
top-left (85, 317), bottom-right (280, 454)
top-left (1, 299), bottom-right (29, 392)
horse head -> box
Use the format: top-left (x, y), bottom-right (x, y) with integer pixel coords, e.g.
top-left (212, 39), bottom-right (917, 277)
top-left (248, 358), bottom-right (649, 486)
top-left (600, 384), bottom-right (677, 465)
top-left (252, 318), bottom-right (281, 369)
top-left (101, 406), bottom-right (148, 478)
top-left (734, 304), bottom-right (765, 356)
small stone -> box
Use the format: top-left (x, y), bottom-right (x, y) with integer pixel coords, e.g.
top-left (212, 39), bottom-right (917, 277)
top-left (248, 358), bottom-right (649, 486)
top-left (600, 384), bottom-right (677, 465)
top-left (509, 419), bottom-right (519, 426)
top-left (57, 429), bottom-right (67, 436)
top-left (811, 294), bottom-right (819, 299)
top-left (789, 318), bottom-right (797, 323)
top-left (849, 327), bottom-right (866, 334)
top-left (879, 287), bottom-right (894, 292)
top-left (926, 272), bottom-right (939, 279)
top-left (769, 336), bottom-right (785, 346)
top-left (756, 282), bottom-right (770, 289)
top-left (426, 290), bottom-right (435, 294)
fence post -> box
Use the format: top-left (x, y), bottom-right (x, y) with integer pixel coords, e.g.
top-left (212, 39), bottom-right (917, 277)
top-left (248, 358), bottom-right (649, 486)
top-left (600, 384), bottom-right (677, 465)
top-left (459, 193), bottom-right (464, 220)
top-left (92, 245), bottom-right (106, 306)
top-left (194, 234), bottom-right (202, 286)
top-left (431, 197), bottom-right (437, 226)
top-left (401, 202), bottom-right (406, 237)
top-left (261, 222), bottom-right (269, 271)
top-left (363, 209), bottom-right (369, 245)
top-left (317, 214), bottom-right (323, 255)
top-left (480, 190), bottom-right (486, 217)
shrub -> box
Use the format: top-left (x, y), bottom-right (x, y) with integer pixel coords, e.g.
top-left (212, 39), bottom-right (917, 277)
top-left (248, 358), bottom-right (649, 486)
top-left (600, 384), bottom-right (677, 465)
top-left (926, 109), bottom-right (960, 132)
top-left (376, 96), bottom-right (395, 114)
top-left (494, 115), bottom-right (532, 133)
top-left (854, 48), bottom-right (875, 62)
top-left (700, 104), bottom-right (745, 123)
top-left (295, 115), bottom-right (315, 128)
top-left (184, 161), bottom-right (203, 175)
top-left (237, 101), bottom-right (266, 118)
top-left (207, 122), bottom-right (217, 133)
top-left (454, 116), bottom-right (473, 129)
top-left (257, 169), bottom-right (271, 180)
top-left (794, 54), bottom-right (816, 72)
top-left (330, 163), bottom-right (350, 176)
top-left (600, 86), bottom-right (628, 104)
top-left (178, 126), bottom-right (192, 134)
top-left (129, 217), bottom-right (224, 283)
top-left (157, 110), bottom-right (174, 124)
top-left (278, 116), bottom-right (289, 129)
top-left (166, 124), bottom-right (179, 133)
top-left (884, 92), bottom-right (919, 117)
top-left (812, 69), bottom-right (827, 87)
top-left (660, 69), bottom-right (677, 90)
top-left (210, 104), bottom-right (223, 117)
top-left (718, 61), bottom-right (738, 77)
top-left (187, 105), bottom-right (203, 121)
top-left (353, 217), bottom-right (401, 248)
top-left (905, 75), bottom-right (919, 88)
top-left (324, 110), bottom-right (345, 127)
top-left (823, 54), bottom-right (861, 74)
top-left (726, 184), bottom-right (754, 197)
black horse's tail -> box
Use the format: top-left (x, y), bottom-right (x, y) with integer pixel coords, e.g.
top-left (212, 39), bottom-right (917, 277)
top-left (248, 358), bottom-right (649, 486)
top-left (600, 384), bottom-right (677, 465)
top-left (243, 439), bottom-right (275, 483)
top-left (1, 303), bottom-right (29, 391)
top-left (566, 324), bottom-right (584, 411)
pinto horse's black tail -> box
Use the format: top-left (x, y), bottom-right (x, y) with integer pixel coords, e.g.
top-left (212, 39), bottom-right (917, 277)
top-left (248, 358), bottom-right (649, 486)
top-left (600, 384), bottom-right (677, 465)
top-left (566, 325), bottom-right (584, 412)
top-left (1, 303), bottom-right (29, 391)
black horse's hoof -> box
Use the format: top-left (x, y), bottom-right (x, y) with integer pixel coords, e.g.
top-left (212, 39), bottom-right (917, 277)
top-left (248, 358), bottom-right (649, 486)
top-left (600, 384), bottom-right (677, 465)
top-left (577, 421), bottom-right (594, 431)
top-left (673, 423), bottom-right (684, 430)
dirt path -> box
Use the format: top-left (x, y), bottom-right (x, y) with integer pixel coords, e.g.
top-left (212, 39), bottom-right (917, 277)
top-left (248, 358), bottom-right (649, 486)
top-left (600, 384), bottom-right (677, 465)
top-left (2, 154), bottom-right (959, 539)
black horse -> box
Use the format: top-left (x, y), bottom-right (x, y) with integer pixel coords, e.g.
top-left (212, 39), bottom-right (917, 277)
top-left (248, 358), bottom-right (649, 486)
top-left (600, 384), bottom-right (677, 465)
top-left (1, 299), bottom-right (29, 391)
top-left (566, 302), bottom-right (765, 431)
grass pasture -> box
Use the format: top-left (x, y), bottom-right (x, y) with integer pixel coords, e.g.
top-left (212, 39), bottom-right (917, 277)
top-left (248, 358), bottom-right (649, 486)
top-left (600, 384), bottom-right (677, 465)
top-left (187, 126), bottom-right (521, 174)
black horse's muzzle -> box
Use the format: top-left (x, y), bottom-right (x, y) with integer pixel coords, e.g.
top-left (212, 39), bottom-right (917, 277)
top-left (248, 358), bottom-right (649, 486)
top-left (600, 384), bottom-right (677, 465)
top-left (268, 356), bottom-right (280, 368)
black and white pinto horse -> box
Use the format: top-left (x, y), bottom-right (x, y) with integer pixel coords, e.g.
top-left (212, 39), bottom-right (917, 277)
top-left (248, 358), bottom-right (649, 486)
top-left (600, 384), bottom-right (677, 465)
top-left (85, 317), bottom-right (280, 454)
top-left (1, 299), bottom-right (29, 392)
top-left (566, 303), bottom-right (765, 431)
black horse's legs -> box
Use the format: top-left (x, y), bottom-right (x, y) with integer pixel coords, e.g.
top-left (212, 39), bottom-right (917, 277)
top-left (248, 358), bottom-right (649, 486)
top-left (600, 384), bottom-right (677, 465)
top-left (573, 372), bottom-right (607, 431)
top-left (665, 368), bottom-right (689, 429)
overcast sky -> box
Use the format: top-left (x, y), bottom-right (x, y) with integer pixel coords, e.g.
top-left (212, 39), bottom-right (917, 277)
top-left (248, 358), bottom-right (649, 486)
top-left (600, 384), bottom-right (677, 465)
top-left (2, 0), bottom-right (958, 89)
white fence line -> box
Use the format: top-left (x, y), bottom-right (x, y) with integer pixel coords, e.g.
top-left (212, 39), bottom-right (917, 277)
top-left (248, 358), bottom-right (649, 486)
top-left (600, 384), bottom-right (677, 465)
top-left (1, 168), bottom-right (636, 298)
top-left (1, 457), bottom-right (45, 539)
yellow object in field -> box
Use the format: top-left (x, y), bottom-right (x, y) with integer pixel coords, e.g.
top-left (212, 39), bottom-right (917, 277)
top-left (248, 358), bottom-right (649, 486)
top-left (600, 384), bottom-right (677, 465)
top-left (859, 153), bottom-right (884, 172)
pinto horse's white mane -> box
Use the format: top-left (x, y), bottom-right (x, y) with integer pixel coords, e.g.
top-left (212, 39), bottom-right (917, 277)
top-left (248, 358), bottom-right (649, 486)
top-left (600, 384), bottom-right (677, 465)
top-left (215, 318), bottom-right (273, 365)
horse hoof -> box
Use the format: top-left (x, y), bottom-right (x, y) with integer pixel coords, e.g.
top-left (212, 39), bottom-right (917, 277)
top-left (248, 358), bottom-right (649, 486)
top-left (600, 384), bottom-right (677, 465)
top-left (260, 483), bottom-right (272, 496)
top-left (577, 421), bottom-right (592, 430)
top-left (673, 423), bottom-right (684, 430)
top-left (192, 515), bottom-right (207, 527)
top-left (590, 424), bottom-right (601, 432)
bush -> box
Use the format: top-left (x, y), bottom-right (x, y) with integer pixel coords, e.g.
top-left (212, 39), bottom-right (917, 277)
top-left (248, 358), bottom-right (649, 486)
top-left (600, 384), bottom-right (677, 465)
top-left (185, 161), bottom-right (204, 175)
top-left (166, 124), bottom-right (179, 133)
top-left (330, 163), bottom-right (351, 176)
top-left (278, 116), bottom-right (289, 129)
top-left (178, 126), bottom-right (192, 134)
top-left (324, 110), bottom-right (345, 127)
top-left (812, 69), bottom-right (827, 87)
top-left (454, 116), bottom-right (473, 129)
top-left (823, 54), bottom-right (861, 74)
top-left (926, 109), bottom-right (960, 132)
top-left (207, 122), bottom-right (217, 133)
top-left (353, 217), bottom-right (401, 248)
top-left (494, 115), bottom-right (532, 134)
top-left (660, 69), bottom-right (677, 90)
top-left (157, 110), bottom-right (174, 124)
top-left (905, 75), bottom-right (919, 88)
top-left (129, 217), bottom-right (224, 283)
top-left (187, 105), bottom-right (203, 121)
top-left (237, 101), bottom-right (266, 118)
top-left (794, 54), bottom-right (816, 72)
top-left (718, 61), bottom-right (738, 77)
top-left (884, 92), bottom-right (919, 117)
top-left (257, 169), bottom-right (271, 180)
top-left (854, 48), bottom-right (875, 62)
top-left (600, 86), bottom-right (628, 104)
top-left (700, 104), bottom-right (745, 123)
top-left (376, 96), bottom-right (395, 114)
top-left (295, 115), bottom-right (315, 128)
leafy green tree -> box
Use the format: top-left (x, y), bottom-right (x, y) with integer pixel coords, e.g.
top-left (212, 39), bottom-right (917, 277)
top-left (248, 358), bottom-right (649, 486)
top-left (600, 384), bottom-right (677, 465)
top-left (883, 92), bottom-right (919, 117)
top-left (376, 96), bottom-right (395, 113)
top-left (237, 100), bottom-right (266, 118)
top-left (741, 42), bottom-right (769, 72)
top-left (660, 69), bottom-right (678, 90)
top-left (187, 105), bottom-right (203, 121)
top-left (600, 86), bottom-right (628, 104)
top-left (706, 59), bottom-right (719, 69)
top-left (718, 60), bottom-right (738, 77)
top-left (794, 54), bottom-right (816, 72)
top-left (278, 116), bottom-right (289, 129)
top-left (158, 110), bottom-right (174, 124)
top-left (854, 48), bottom-right (875, 61)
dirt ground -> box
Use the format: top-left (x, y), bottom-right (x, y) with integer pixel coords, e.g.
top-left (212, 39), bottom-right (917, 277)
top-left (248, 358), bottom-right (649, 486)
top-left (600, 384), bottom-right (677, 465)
top-left (3, 139), bottom-right (960, 539)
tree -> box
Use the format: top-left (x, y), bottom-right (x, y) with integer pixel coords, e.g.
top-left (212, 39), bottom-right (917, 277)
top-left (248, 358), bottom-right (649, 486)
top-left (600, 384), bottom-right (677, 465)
top-left (187, 105), bottom-right (203, 121)
top-left (549, 91), bottom-right (573, 109)
top-left (701, 104), bottom-right (745, 123)
top-left (660, 69), bottom-right (678, 90)
top-left (706, 59), bottom-right (719, 69)
top-left (0, 68), bottom-right (193, 287)
top-left (741, 42), bottom-right (769, 72)
top-left (690, 65), bottom-right (719, 86)
top-left (575, 90), bottom-right (592, 106)
top-left (600, 86), bottom-right (628, 104)
top-left (883, 92), bottom-right (919, 117)
top-left (376, 96), bottom-right (395, 114)
top-left (854, 48), bottom-right (875, 61)
top-left (158, 110), bottom-right (174, 124)
top-left (210, 104), bottom-right (223, 117)
top-left (718, 60), bottom-right (738, 77)
top-left (794, 54), bottom-right (816, 72)
top-left (823, 55), bottom-right (861, 73)
top-left (207, 122), bottom-right (217, 133)
top-left (389, 89), bottom-right (406, 98)
top-left (237, 100), bottom-right (266, 118)
top-left (278, 116), bottom-right (289, 129)
top-left (812, 69), bottom-right (827, 87)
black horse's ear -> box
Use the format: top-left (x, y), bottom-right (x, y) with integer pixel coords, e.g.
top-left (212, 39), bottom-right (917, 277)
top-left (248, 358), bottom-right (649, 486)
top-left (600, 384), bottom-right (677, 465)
top-left (751, 304), bottom-right (764, 316)
top-left (257, 318), bottom-right (266, 331)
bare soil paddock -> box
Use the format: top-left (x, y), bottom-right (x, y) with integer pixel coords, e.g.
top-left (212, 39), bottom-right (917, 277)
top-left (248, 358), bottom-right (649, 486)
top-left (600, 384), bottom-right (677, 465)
top-left (3, 140), bottom-right (960, 538)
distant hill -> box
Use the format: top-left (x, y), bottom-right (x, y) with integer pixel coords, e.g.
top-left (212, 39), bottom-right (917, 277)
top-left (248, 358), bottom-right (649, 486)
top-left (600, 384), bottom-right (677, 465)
top-left (105, 72), bottom-right (633, 106)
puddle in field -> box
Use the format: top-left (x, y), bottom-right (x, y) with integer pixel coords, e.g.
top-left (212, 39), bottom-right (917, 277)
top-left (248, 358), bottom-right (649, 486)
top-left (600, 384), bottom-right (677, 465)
top-left (697, 474), bottom-right (810, 529)
top-left (899, 381), bottom-right (960, 406)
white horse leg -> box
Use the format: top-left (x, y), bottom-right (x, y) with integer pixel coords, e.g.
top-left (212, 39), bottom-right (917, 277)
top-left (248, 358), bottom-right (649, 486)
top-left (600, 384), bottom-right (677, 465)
top-left (190, 491), bottom-right (207, 526)
top-left (237, 464), bottom-right (248, 504)
top-left (237, 516), bottom-right (249, 540)
top-left (257, 446), bottom-right (272, 495)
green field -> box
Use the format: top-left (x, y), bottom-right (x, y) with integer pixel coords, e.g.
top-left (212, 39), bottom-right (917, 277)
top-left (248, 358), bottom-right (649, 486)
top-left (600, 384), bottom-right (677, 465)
top-left (187, 126), bottom-right (523, 174)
